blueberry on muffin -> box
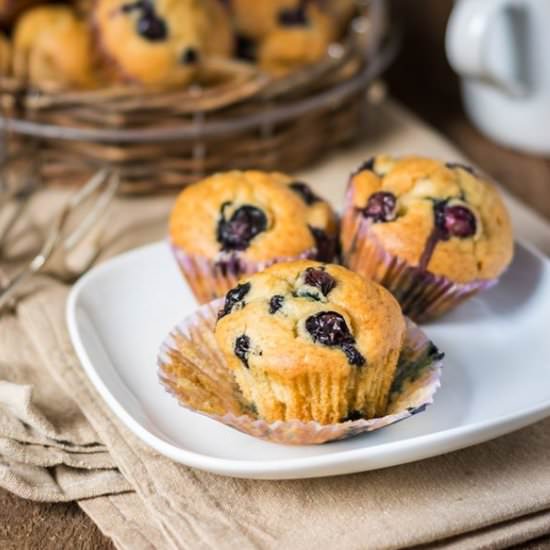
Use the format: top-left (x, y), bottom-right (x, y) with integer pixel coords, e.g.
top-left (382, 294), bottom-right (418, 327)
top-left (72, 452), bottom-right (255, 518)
top-left (93, 0), bottom-right (233, 88)
top-left (214, 260), bottom-right (406, 424)
top-left (229, 0), bottom-right (356, 74)
top-left (341, 155), bottom-right (514, 321)
top-left (169, 171), bottom-right (337, 303)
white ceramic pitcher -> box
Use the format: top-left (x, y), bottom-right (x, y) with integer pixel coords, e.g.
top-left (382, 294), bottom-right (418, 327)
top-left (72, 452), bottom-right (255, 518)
top-left (446, 0), bottom-right (550, 155)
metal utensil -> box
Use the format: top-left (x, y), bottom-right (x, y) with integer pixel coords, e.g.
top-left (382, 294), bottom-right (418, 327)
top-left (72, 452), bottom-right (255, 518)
top-left (0, 148), bottom-right (41, 254)
top-left (0, 168), bottom-right (119, 311)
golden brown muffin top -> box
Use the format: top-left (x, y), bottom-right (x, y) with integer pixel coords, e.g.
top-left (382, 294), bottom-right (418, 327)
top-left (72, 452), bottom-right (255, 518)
top-left (231, 0), bottom-right (355, 74)
top-left (347, 155), bottom-right (514, 283)
top-left (169, 170), bottom-right (337, 262)
top-left (231, 0), bottom-right (354, 40)
top-left (215, 260), bottom-right (405, 379)
top-left (13, 5), bottom-right (98, 89)
top-left (94, 0), bottom-right (233, 88)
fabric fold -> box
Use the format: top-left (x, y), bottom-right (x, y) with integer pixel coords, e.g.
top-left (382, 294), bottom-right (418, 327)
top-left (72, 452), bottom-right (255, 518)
top-left (80, 492), bottom-right (166, 550)
top-left (0, 438), bottom-right (114, 469)
top-left (0, 459), bottom-right (130, 502)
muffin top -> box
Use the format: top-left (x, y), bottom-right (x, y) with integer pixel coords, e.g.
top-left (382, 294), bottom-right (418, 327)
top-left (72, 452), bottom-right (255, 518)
top-left (169, 170), bottom-right (336, 262)
top-left (215, 260), bottom-right (405, 378)
top-left (13, 5), bottom-right (98, 89)
top-left (347, 155), bottom-right (514, 283)
top-left (231, 0), bottom-right (354, 42)
top-left (94, 0), bottom-right (233, 87)
top-left (231, 0), bottom-right (355, 73)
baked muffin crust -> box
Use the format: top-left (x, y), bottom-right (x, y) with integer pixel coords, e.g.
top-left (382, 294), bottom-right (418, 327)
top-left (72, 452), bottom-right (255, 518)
top-left (13, 5), bottom-right (98, 89)
top-left (215, 260), bottom-right (405, 423)
top-left (346, 155), bottom-right (514, 283)
top-left (230, 0), bottom-right (355, 74)
top-left (170, 170), bottom-right (336, 263)
top-left (94, 0), bottom-right (233, 87)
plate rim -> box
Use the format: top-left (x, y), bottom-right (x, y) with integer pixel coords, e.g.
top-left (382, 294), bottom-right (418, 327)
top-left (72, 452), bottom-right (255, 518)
top-left (66, 239), bottom-right (550, 479)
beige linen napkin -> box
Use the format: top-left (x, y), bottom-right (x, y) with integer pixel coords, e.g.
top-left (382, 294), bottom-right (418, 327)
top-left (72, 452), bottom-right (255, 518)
top-left (2, 100), bottom-right (550, 550)
top-left (0, 191), bottom-right (172, 504)
top-left (0, 306), bottom-right (130, 502)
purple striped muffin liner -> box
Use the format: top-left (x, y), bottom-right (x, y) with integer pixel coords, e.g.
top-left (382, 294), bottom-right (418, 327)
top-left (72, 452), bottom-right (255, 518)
top-left (171, 243), bottom-right (318, 304)
top-left (341, 191), bottom-right (498, 323)
top-left (158, 299), bottom-right (443, 446)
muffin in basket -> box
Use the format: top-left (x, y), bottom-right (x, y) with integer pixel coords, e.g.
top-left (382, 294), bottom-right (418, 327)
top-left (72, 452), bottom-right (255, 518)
top-left (13, 5), bottom-right (99, 89)
top-left (215, 260), bottom-right (406, 424)
top-left (169, 171), bottom-right (338, 304)
top-left (230, 0), bottom-right (356, 74)
top-left (93, 0), bottom-right (234, 88)
top-left (341, 155), bottom-right (514, 322)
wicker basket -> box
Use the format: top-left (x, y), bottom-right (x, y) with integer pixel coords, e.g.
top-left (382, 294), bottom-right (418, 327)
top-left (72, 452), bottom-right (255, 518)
top-left (0, 0), bottom-right (396, 194)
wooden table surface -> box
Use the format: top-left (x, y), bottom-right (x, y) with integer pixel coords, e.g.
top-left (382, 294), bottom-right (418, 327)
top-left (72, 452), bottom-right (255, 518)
top-left (1, 1), bottom-right (549, 548)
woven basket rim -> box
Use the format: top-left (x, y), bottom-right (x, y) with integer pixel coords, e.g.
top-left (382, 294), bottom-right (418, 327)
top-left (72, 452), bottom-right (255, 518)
top-left (0, 32), bottom-right (398, 144)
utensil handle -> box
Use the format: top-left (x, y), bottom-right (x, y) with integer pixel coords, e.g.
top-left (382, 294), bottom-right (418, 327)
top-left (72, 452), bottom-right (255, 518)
top-left (445, 0), bottom-right (528, 97)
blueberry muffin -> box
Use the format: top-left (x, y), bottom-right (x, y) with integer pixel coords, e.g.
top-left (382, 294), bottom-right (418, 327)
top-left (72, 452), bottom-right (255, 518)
top-left (13, 5), bottom-right (99, 89)
top-left (169, 170), bottom-right (338, 304)
top-left (94, 0), bottom-right (233, 88)
top-left (286, 179), bottom-right (338, 262)
top-left (214, 260), bottom-right (406, 424)
top-left (341, 155), bottom-right (514, 322)
top-left (230, 0), bottom-right (356, 74)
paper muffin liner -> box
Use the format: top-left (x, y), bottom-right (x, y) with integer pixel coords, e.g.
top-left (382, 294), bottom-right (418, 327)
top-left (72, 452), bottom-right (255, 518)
top-left (341, 189), bottom-right (498, 323)
top-left (158, 298), bottom-right (443, 445)
top-left (171, 243), bottom-right (318, 304)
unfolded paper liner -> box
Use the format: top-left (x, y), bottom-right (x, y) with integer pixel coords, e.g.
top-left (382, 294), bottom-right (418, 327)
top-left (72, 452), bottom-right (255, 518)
top-left (157, 298), bottom-right (443, 445)
top-left (171, 243), bottom-right (318, 304)
top-left (341, 189), bottom-right (498, 323)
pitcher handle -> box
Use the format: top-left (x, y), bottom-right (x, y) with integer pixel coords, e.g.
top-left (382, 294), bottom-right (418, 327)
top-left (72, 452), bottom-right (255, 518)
top-left (445, 0), bottom-right (528, 97)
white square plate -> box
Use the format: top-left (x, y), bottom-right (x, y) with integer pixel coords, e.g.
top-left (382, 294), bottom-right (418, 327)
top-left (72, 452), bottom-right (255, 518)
top-left (67, 241), bottom-right (550, 479)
